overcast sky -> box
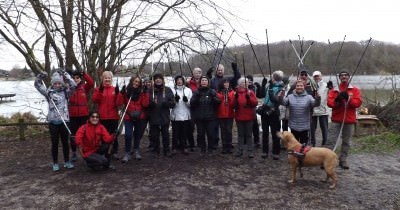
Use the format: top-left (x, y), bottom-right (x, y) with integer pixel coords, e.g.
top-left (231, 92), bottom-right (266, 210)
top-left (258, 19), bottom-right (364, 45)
top-left (1, 0), bottom-right (399, 70)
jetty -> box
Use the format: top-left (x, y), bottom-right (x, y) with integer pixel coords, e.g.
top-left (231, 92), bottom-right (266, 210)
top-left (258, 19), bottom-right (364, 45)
top-left (0, 93), bottom-right (16, 102)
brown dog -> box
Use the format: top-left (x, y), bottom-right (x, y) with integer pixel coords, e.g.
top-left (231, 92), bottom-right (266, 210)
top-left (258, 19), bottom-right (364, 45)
top-left (277, 131), bottom-right (338, 189)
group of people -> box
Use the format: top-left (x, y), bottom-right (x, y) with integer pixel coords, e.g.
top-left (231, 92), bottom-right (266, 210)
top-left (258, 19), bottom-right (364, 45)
top-left (35, 62), bottom-right (362, 172)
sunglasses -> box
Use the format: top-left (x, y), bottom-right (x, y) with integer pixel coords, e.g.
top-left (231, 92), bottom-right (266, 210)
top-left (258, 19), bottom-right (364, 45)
top-left (300, 73), bottom-right (308, 76)
top-left (90, 115), bottom-right (99, 119)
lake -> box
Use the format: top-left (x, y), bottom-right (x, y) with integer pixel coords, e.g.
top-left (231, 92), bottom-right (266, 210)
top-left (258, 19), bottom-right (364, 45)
top-left (0, 75), bottom-right (399, 119)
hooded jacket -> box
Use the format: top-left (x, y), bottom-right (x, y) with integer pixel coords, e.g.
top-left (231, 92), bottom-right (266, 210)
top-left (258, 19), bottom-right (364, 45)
top-left (190, 86), bottom-right (221, 121)
top-left (34, 72), bottom-right (76, 124)
top-left (148, 85), bottom-right (175, 125)
top-left (68, 73), bottom-right (94, 117)
top-left (216, 89), bottom-right (235, 119)
top-left (117, 88), bottom-right (150, 121)
top-left (234, 87), bottom-right (258, 121)
top-left (171, 85), bottom-right (192, 121)
top-left (75, 122), bottom-right (114, 158)
top-left (327, 83), bottom-right (362, 124)
top-left (92, 85), bottom-right (123, 120)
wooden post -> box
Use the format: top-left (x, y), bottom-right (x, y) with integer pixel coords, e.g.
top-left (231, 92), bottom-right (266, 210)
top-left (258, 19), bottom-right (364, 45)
top-left (18, 118), bottom-right (27, 141)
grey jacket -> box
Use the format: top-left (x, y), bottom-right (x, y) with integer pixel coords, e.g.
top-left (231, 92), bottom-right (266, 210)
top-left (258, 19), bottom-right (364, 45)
top-left (34, 73), bottom-right (76, 124)
top-left (282, 90), bottom-right (320, 131)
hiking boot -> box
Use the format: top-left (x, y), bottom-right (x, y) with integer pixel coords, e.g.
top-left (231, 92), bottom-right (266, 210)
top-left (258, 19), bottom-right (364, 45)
top-left (272, 154), bottom-right (280, 160)
top-left (134, 150), bottom-right (142, 160)
top-left (71, 152), bottom-right (78, 162)
top-left (52, 163), bottom-right (60, 172)
top-left (339, 161), bottom-right (350, 169)
top-left (64, 161), bottom-right (74, 169)
top-left (261, 153), bottom-right (268, 159)
top-left (121, 153), bottom-right (130, 163)
top-left (112, 153), bottom-right (120, 160)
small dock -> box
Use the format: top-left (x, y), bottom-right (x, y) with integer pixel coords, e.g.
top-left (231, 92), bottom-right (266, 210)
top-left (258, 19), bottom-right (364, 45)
top-left (0, 93), bottom-right (16, 102)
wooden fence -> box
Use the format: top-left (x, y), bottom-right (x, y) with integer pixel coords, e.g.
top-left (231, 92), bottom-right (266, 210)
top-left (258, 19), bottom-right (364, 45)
top-left (0, 118), bottom-right (47, 141)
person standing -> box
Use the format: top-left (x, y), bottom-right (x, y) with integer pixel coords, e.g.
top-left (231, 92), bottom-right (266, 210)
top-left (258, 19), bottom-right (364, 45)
top-left (118, 76), bottom-right (150, 162)
top-left (310, 71), bottom-right (330, 146)
top-left (75, 111), bottom-right (115, 170)
top-left (327, 70), bottom-right (362, 169)
top-left (246, 75), bottom-right (260, 148)
top-left (171, 75), bottom-right (192, 154)
top-left (148, 73), bottom-right (175, 157)
top-left (216, 78), bottom-right (235, 154)
top-left (256, 71), bottom-right (285, 160)
top-left (234, 77), bottom-right (258, 158)
top-left (34, 69), bottom-right (76, 171)
top-left (280, 80), bottom-right (320, 146)
top-left (68, 70), bottom-right (94, 161)
top-left (186, 67), bottom-right (203, 151)
top-left (92, 71), bottom-right (123, 160)
top-left (190, 76), bottom-right (221, 154)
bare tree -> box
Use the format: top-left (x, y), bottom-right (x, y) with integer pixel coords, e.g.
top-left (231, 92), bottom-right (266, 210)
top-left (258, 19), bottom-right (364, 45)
top-left (0, 0), bottom-right (236, 84)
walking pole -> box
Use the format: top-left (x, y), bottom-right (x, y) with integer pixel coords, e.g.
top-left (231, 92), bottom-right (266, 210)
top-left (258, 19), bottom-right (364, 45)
top-left (216, 30), bottom-right (235, 68)
top-left (245, 33), bottom-right (266, 78)
top-left (211, 30), bottom-right (224, 66)
top-left (265, 29), bottom-right (273, 79)
top-left (332, 35), bottom-right (347, 86)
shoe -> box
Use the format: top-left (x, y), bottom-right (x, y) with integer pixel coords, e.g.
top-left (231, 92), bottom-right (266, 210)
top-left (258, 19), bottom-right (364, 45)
top-left (64, 161), bottom-right (74, 169)
top-left (339, 161), bottom-right (349, 170)
top-left (71, 152), bottom-right (78, 162)
top-left (112, 154), bottom-right (120, 160)
top-left (106, 164), bottom-right (116, 170)
top-left (272, 154), bottom-right (279, 160)
top-left (121, 153), bottom-right (130, 163)
top-left (248, 153), bottom-right (254, 158)
top-left (134, 150), bottom-right (142, 160)
top-left (261, 153), bottom-right (268, 159)
top-left (52, 163), bottom-right (60, 172)
top-left (235, 152), bottom-right (243, 157)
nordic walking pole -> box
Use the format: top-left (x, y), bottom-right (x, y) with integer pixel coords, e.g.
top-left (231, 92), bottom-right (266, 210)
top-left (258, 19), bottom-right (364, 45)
top-left (216, 30), bottom-right (235, 68)
top-left (211, 30), bottom-right (224, 66)
top-left (347, 37), bottom-right (372, 89)
top-left (242, 52), bottom-right (247, 91)
top-left (182, 49), bottom-right (193, 77)
top-left (333, 35), bottom-right (347, 86)
top-left (265, 29), bottom-right (272, 79)
top-left (245, 33), bottom-right (266, 78)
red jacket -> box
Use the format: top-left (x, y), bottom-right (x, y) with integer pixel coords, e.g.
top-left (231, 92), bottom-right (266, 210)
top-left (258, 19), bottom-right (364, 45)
top-left (92, 85), bottom-right (123, 120)
top-left (117, 91), bottom-right (150, 121)
top-left (234, 87), bottom-right (258, 121)
top-left (327, 83), bottom-right (362, 124)
top-left (75, 122), bottom-right (114, 158)
top-left (187, 78), bottom-right (199, 92)
top-left (68, 73), bottom-right (94, 117)
top-left (216, 89), bottom-right (235, 119)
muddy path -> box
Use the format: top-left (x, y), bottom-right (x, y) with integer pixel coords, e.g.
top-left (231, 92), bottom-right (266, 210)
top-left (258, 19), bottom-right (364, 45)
top-left (1, 134), bottom-right (400, 209)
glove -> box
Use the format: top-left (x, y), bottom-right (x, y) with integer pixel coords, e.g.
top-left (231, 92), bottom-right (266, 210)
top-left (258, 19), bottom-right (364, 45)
top-left (182, 96), bottom-right (188, 102)
top-left (174, 94), bottom-right (180, 102)
top-left (268, 80), bottom-right (274, 89)
top-left (261, 78), bottom-right (268, 87)
top-left (327, 81), bottom-right (333, 89)
top-left (37, 72), bottom-right (48, 80)
top-left (339, 91), bottom-right (349, 101)
top-left (120, 85), bottom-right (126, 95)
top-left (231, 62), bottom-right (238, 72)
top-left (245, 93), bottom-right (250, 100)
top-left (99, 83), bottom-right (104, 92)
top-left (206, 67), bottom-right (214, 78)
top-left (57, 69), bottom-right (65, 75)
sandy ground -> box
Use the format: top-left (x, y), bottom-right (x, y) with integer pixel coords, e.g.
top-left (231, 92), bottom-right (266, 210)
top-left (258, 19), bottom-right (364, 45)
top-left (1, 130), bottom-right (400, 210)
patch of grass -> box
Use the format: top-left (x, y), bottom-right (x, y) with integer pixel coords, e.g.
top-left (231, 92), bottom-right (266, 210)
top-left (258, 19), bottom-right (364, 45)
top-left (352, 131), bottom-right (400, 153)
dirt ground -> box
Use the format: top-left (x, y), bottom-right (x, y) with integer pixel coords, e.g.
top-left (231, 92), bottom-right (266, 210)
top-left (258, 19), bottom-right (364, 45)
top-left (1, 130), bottom-right (400, 210)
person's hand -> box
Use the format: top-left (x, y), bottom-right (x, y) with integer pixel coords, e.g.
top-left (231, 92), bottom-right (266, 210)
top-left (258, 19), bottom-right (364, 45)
top-left (182, 96), bottom-right (188, 102)
top-left (268, 80), bottom-right (274, 89)
top-left (335, 93), bottom-right (343, 103)
top-left (99, 83), bottom-right (104, 92)
top-left (57, 68), bottom-right (66, 76)
top-left (339, 91), bottom-right (349, 101)
top-left (231, 62), bottom-right (238, 71)
top-left (37, 72), bottom-right (48, 80)
top-left (174, 94), bottom-right (180, 102)
top-left (327, 81), bottom-right (333, 89)
top-left (120, 85), bottom-right (126, 95)
top-left (261, 78), bottom-right (268, 87)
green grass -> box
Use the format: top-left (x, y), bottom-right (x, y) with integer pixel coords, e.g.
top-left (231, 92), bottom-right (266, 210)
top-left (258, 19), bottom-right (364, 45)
top-left (352, 131), bottom-right (400, 153)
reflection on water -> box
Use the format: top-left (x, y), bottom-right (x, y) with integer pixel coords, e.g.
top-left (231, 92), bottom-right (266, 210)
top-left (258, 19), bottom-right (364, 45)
top-left (0, 75), bottom-right (399, 119)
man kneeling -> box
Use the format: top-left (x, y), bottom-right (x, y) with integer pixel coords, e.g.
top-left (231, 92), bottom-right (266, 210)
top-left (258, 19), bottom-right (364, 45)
top-left (76, 111), bottom-right (115, 170)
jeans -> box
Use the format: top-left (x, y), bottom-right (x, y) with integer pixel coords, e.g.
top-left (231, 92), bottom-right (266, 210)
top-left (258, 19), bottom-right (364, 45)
top-left (124, 119), bottom-right (147, 153)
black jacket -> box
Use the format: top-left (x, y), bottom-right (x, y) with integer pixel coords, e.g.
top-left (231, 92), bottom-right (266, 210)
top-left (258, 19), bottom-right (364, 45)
top-left (148, 85), bottom-right (175, 125)
top-left (190, 87), bottom-right (221, 121)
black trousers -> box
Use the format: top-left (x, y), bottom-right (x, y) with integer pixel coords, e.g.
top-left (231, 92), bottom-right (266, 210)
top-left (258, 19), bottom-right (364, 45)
top-left (70, 116), bottom-right (88, 152)
top-left (49, 123), bottom-right (70, 163)
top-left (291, 129), bottom-right (309, 145)
top-left (150, 123), bottom-right (170, 153)
top-left (196, 119), bottom-right (216, 153)
top-left (261, 113), bottom-right (281, 155)
top-left (172, 120), bottom-right (190, 150)
top-left (85, 144), bottom-right (111, 169)
top-left (101, 119), bottom-right (119, 154)
top-left (219, 118), bottom-right (233, 151)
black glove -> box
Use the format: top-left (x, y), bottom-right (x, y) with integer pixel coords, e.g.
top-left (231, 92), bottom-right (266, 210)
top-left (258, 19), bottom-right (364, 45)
top-left (99, 83), bottom-right (104, 92)
top-left (206, 67), bottom-right (214, 78)
top-left (254, 82), bottom-right (260, 88)
top-left (115, 84), bottom-right (120, 95)
top-left (57, 69), bottom-right (65, 76)
top-left (327, 81), bottom-right (333, 89)
top-left (174, 94), bottom-right (180, 102)
top-left (120, 85), bottom-right (126, 95)
top-left (37, 72), bottom-right (48, 80)
top-left (261, 78), bottom-right (268, 87)
top-left (268, 80), bottom-right (274, 89)
top-left (182, 96), bottom-right (188, 102)
top-left (231, 62), bottom-right (238, 72)
top-left (339, 91), bottom-right (349, 101)
top-left (245, 93), bottom-right (250, 100)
